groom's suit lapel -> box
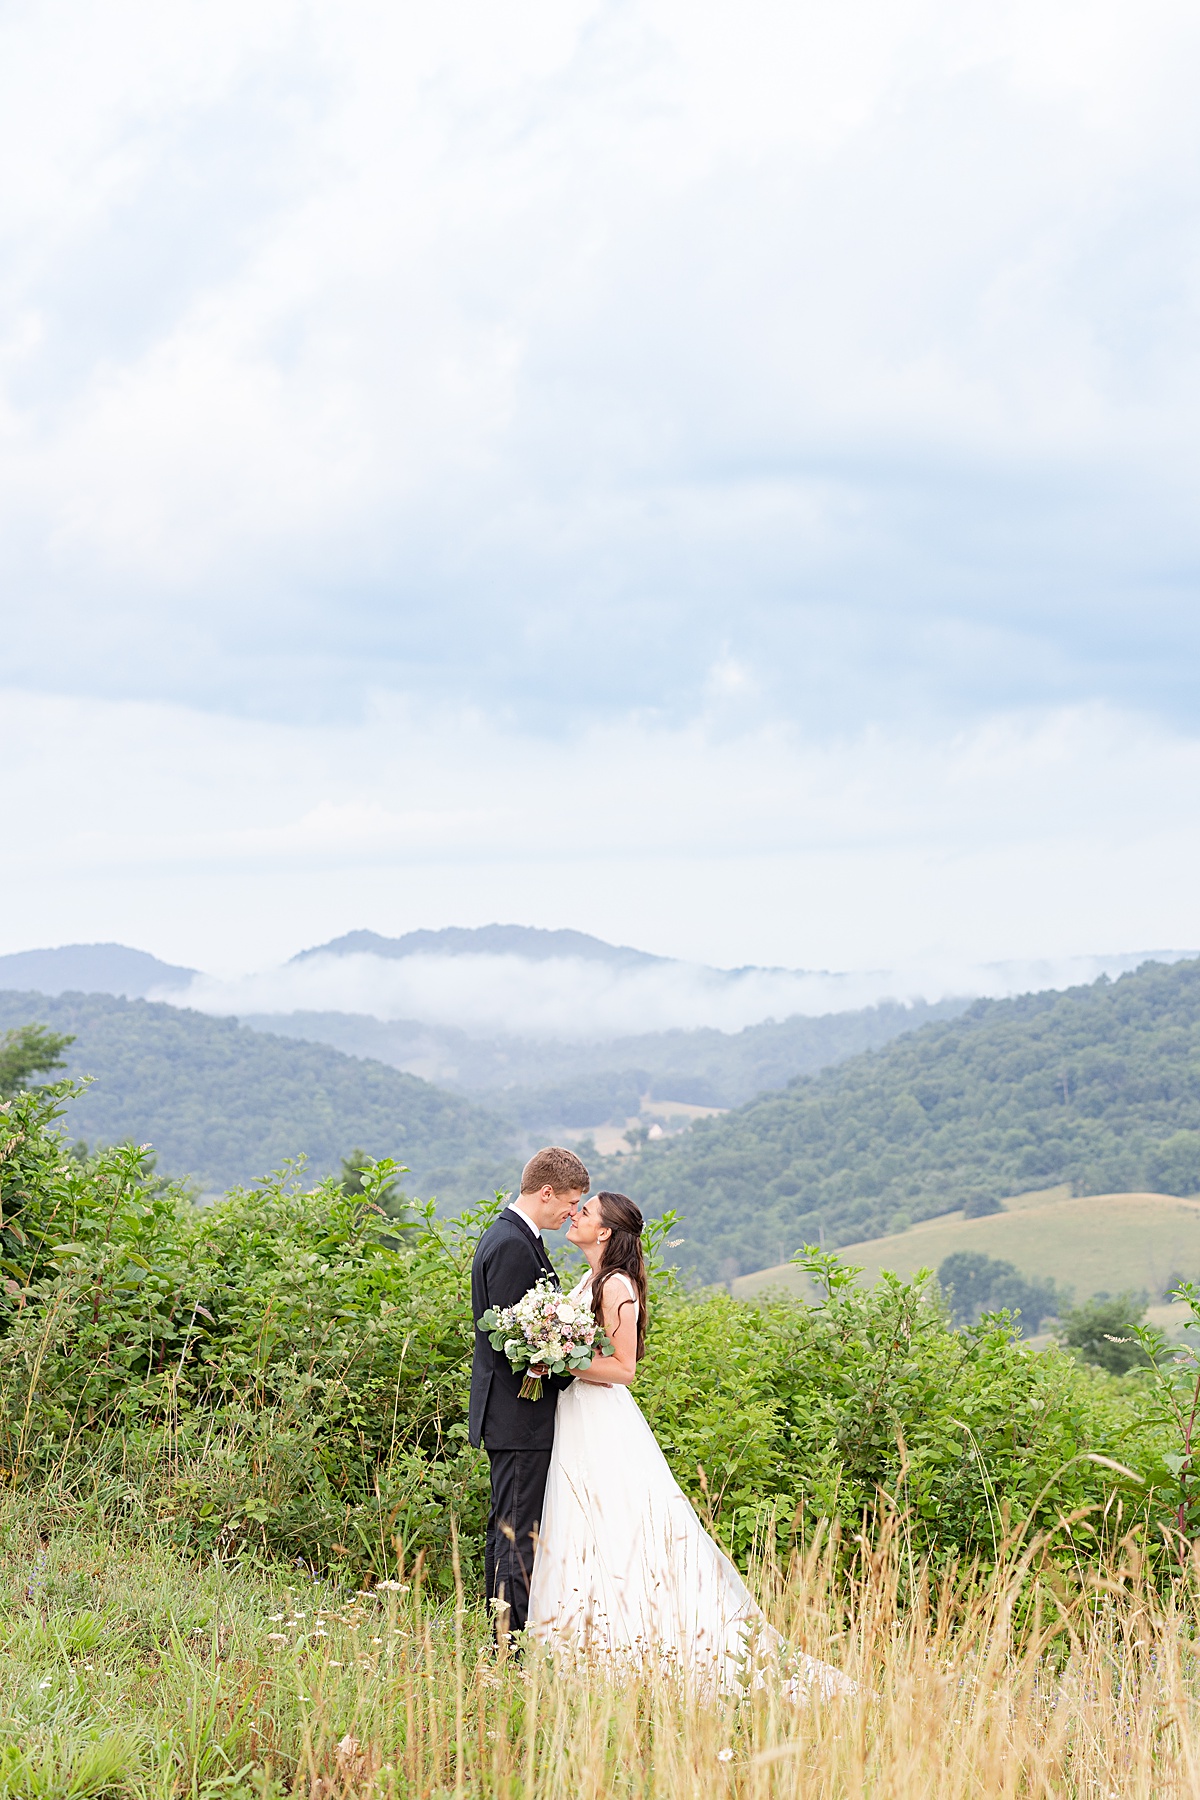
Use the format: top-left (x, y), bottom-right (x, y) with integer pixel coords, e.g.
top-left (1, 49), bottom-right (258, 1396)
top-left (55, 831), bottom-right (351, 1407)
top-left (536, 1234), bottom-right (559, 1285)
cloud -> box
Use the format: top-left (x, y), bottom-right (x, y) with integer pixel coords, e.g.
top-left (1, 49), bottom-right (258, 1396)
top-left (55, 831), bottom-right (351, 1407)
top-left (4, 4), bottom-right (1200, 990)
top-left (172, 946), bottom-right (1196, 1040)
top-left (4, 686), bottom-right (1200, 985)
top-left (0, 1), bottom-right (1199, 728)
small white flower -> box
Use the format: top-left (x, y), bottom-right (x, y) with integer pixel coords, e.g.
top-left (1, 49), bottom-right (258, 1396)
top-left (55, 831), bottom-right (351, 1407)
top-left (38, 1679), bottom-right (51, 1690)
top-left (717, 1747), bottom-right (734, 1763)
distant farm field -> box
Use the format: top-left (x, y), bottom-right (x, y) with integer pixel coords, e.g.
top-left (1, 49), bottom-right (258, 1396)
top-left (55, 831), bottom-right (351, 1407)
top-left (732, 1188), bottom-right (1200, 1306)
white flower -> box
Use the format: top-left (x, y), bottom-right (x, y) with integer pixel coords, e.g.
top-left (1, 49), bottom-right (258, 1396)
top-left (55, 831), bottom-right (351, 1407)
top-left (555, 1302), bottom-right (576, 1324)
top-left (716, 1747), bottom-right (734, 1763)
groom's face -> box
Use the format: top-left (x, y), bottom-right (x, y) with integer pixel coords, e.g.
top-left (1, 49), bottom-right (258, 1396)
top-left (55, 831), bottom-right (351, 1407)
top-left (524, 1184), bottom-right (585, 1230)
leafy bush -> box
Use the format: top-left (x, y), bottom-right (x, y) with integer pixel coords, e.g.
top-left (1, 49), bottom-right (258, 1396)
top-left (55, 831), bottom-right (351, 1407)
top-left (0, 1023), bottom-right (73, 1096)
top-left (937, 1251), bottom-right (1062, 1333)
top-left (962, 1192), bottom-right (1003, 1219)
top-left (0, 1082), bottom-right (491, 1589)
top-left (646, 1247), bottom-right (1157, 1570)
top-left (1058, 1293), bottom-right (1151, 1375)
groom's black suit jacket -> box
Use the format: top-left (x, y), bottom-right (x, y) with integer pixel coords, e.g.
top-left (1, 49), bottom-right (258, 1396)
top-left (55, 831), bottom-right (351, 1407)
top-left (469, 1208), bottom-right (565, 1451)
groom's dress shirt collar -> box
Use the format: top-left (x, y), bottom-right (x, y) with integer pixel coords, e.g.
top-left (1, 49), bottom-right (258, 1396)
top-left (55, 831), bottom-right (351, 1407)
top-left (507, 1198), bottom-right (542, 1240)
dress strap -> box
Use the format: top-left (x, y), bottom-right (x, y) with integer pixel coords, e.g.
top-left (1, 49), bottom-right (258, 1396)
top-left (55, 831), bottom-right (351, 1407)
top-left (604, 1271), bottom-right (639, 1307)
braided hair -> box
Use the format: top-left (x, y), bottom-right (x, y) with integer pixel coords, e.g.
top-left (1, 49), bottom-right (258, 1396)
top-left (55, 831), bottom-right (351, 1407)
top-left (590, 1191), bottom-right (647, 1362)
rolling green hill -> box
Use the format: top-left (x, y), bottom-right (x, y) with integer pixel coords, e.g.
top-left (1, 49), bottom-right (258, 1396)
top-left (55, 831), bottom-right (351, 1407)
top-left (732, 1188), bottom-right (1200, 1307)
top-left (0, 990), bottom-right (516, 1201)
top-left (610, 958), bottom-right (1200, 1283)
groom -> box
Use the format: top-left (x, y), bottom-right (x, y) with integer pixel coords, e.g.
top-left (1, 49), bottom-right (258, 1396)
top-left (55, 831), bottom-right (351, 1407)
top-left (470, 1145), bottom-right (590, 1641)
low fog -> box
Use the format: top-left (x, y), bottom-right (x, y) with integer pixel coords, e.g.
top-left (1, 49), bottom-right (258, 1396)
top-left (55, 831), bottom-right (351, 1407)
top-left (168, 948), bottom-right (1195, 1042)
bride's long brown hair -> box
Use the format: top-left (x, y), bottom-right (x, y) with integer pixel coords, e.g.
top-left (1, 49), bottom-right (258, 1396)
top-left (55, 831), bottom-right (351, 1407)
top-left (590, 1191), bottom-right (647, 1362)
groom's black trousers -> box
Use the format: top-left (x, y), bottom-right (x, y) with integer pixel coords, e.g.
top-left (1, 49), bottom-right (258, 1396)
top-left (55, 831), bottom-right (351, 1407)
top-left (485, 1447), bottom-right (552, 1636)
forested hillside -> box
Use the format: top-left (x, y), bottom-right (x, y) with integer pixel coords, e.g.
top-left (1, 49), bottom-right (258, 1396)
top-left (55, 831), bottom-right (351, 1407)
top-left (0, 990), bottom-right (516, 1199)
top-left (249, 996), bottom-right (965, 1115)
top-left (618, 958), bottom-right (1200, 1283)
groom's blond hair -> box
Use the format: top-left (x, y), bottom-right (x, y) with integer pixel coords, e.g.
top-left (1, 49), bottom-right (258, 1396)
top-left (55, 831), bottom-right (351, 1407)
top-left (521, 1146), bottom-right (590, 1196)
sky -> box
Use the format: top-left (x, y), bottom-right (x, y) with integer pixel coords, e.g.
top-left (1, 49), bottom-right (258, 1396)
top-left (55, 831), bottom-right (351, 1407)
top-left (3, 0), bottom-right (1200, 986)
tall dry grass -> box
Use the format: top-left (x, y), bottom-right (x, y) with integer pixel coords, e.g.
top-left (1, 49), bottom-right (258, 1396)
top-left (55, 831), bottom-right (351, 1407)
top-left (2, 1499), bottom-right (1199, 1797)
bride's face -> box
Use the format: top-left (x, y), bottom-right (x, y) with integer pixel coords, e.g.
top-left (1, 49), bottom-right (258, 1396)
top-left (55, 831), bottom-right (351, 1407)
top-left (566, 1196), bottom-right (610, 1251)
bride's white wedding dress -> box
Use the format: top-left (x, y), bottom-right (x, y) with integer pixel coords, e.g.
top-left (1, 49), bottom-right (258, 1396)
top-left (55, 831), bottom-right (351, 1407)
top-left (527, 1274), bottom-right (852, 1695)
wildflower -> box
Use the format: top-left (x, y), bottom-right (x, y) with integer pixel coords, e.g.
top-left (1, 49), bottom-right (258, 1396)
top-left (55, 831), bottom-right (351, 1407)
top-left (717, 1748), bottom-right (734, 1763)
top-left (375, 1579), bottom-right (408, 1592)
top-left (267, 1612), bottom-right (286, 1621)
top-left (38, 1680), bottom-right (51, 1690)
top-left (266, 1634), bottom-right (288, 1644)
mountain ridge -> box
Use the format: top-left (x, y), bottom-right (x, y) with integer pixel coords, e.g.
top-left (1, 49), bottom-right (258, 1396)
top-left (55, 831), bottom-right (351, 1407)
top-left (0, 944), bottom-right (196, 998)
top-left (290, 924), bottom-right (666, 967)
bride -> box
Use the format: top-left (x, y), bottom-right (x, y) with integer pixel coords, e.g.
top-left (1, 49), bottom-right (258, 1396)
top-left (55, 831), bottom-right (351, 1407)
top-left (526, 1191), bottom-right (852, 1695)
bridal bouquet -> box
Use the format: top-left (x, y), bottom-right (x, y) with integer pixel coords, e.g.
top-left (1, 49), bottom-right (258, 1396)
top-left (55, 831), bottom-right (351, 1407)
top-left (478, 1278), bottom-right (614, 1401)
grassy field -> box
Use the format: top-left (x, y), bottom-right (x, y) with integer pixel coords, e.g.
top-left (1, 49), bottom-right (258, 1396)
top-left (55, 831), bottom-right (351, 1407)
top-left (4, 1501), bottom-right (1200, 1797)
top-left (733, 1188), bottom-right (1200, 1305)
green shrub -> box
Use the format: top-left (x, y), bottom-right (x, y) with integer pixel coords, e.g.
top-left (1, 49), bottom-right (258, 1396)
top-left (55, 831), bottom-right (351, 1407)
top-left (1057, 1293), bottom-right (1151, 1375)
top-left (641, 1248), bottom-right (1155, 1569)
top-left (937, 1250), bottom-right (1062, 1333)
